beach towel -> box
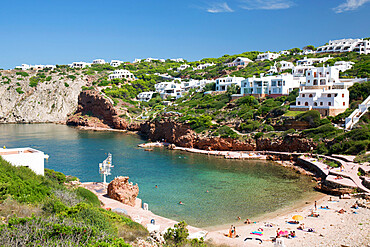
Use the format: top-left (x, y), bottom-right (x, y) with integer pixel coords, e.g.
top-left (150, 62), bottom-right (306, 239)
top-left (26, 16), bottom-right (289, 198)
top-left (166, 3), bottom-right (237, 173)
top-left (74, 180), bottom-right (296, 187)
top-left (250, 231), bottom-right (264, 236)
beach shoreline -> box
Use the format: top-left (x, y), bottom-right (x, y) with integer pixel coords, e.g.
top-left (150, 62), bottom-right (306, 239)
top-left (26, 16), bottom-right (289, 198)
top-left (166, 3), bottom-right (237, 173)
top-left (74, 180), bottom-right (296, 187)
top-left (82, 182), bottom-right (370, 246)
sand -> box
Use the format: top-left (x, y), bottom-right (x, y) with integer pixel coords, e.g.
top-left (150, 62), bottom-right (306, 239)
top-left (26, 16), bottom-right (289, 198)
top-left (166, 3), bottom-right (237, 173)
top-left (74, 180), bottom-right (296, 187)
top-left (82, 182), bottom-right (370, 247)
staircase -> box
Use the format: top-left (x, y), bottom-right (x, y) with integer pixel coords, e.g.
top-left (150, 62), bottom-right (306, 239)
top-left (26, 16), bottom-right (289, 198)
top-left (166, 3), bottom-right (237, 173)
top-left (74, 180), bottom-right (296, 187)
top-left (345, 95), bottom-right (370, 130)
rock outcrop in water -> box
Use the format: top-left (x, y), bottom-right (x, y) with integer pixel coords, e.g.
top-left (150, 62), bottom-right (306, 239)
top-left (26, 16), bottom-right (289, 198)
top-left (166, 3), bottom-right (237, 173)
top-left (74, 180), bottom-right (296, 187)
top-left (107, 176), bottom-right (139, 207)
top-left (0, 70), bottom-right (89, 123)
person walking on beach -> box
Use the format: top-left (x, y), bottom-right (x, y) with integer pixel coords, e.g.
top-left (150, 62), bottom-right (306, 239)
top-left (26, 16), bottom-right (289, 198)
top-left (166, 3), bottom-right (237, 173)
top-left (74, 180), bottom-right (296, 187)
top-left (314, 201), bottom-right (317, 210)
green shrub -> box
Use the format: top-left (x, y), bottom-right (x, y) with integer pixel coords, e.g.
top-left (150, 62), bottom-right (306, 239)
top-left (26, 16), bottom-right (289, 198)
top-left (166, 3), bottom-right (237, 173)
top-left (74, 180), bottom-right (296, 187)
top-left (64, 82), bottom-right (70, 87)
top-left (16, 71), bottom-right (29, 77)
top-left (217, 126), bottom-right (238, 138)
top-left (29, 76), bottom-right (40, 87)
top-left (16, 87), bottom-right (24, 94)
top-left (75, 187), bottom-right (101, 207)
top-left (67, 75), bottom-right (76, 80)
top-left (45, 168), bottom-right (66, 184)
top-left (45, 76), bottom-right (52, 81)
top-left (0, 157), bottom-right (55, 204)
top-left (297, 110), bottom-right (321, 128)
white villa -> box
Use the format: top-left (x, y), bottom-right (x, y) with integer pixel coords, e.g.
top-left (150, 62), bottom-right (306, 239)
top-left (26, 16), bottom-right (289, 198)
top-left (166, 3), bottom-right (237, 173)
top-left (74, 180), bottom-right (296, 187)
top-left (170, 58), bottom-right (185, 63)
top-left (256, 52), bottom-right (280, 61)
top-left (16, 64), bottom-right (56, 70)
top-left (269, 61), bottom-right (295, 74)
top-left (0, 147), bottom-right (48, 176)
top-left (215, 76), bottom-right (245, 91)
top-left (334, 61), bottom-right (355, 72)
top-left (226, 57), bottom-right (252, 67)
top-left (93, 59), bottom-right (106, 65)
top-left (70, 62), bottom-right (91, 68)
top-left (137, 92), bottom-right (156, 102)
top-left (296, 56), bottom-right (331, 66)
top-left (182, 79), bottom-right (215, 92)
top-left (110, 60), bottom-right (123, 67)
top-left (194, 63), bottom-right (215, 70)
top-left (155, 81), bottom-right (183, 99)
top-left (133, 59), bottom-right (142, 63)
top-left (241, 74), bottom-right (305, 98)
top-left (108, 69), bottom-right (135, 80)
top-left (144, 58), bottom-right (165, 63)
top-left (290, 66), bottom-right (352, 116)
top-left (177, 64), bottom-right (190, 72)
top-left (280, 50), bottom-right (290, 55)
top-left (316, 38), bottom-right (370, 55)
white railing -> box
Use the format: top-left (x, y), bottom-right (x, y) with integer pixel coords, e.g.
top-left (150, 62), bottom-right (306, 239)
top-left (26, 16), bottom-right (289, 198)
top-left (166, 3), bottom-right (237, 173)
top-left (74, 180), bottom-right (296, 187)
top-left (345, 95), bottom-right (370, 130)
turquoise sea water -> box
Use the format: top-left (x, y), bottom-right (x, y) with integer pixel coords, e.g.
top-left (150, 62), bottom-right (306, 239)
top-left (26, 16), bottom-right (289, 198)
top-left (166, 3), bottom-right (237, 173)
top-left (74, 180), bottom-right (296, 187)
top-left (0, 124), bottom-right (318, 228)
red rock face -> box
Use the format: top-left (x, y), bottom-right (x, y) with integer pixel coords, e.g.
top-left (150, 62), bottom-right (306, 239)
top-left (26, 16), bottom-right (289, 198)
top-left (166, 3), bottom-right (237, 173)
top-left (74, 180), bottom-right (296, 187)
top-left (67, 91), bottom-right (316, 153)
top-left (140, 119), bottom-right (316, 152)
top-left (67, 90), bottom-right (128, 129)
top-left (107, 176), bottom-right (139, 207)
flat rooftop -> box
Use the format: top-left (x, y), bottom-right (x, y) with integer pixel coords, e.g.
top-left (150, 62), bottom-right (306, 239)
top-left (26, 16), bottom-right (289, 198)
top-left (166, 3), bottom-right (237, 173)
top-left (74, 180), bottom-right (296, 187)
top-left (0, 148), bottom-right (42, 156)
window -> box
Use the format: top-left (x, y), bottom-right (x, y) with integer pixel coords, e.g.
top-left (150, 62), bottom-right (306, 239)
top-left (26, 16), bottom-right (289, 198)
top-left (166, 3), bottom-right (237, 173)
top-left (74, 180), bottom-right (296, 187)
top-left (328, 94), bottom-right (331, 97)
top-left (305, 102), bottom-right (309, 106)
top-left (302, 94), bottom-right (305, 97)
top-left (342, 94), bottom-right (344, 98)
top-left (328, 102), bottom-right (332, 106)
top-left (298, 101), bottom-right (300, 105)
top-left (314, 102), bottom-right (317, 106)
top-left (343, 102), bottom-right (345, 106)
top-left (308, 80), bottom-right (310, 83)
top-left (313, 80), bottom-right (318, 85)
top-left (308, 72), bottom-right (310, 76)
top-left (309, 94), bottom-right (313, 97)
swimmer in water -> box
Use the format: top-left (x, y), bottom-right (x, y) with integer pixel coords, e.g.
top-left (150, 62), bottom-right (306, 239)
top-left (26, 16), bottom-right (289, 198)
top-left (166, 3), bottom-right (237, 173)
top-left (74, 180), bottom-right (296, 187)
top-left (179, 201), bottom-right (184, 205)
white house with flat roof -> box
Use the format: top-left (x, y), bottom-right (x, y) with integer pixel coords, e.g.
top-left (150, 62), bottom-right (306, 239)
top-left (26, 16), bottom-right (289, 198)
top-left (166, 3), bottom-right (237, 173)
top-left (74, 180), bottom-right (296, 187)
top-left (170, 58), bottom-right (184, 62)
top-left (182, 79), bottom-right (215, 92)
top-left (256, 52), bottom-right (280, 61)
top-left (268, 61), bottom-right (295, 74)
top-left (194, 63), bottom-right (215, 70)
top-left (215, 76), bottom-right (245, 91)
top-left (290, 66), bottom-right (351, 116)
top-left (15, 64), bottom-right (31, 70)
top-left (0, 147), bottom-right (48, 176)
top-left (93, 59), bottom-right (106, 65)
top-left (177, 64), bottom-right (190, 72)
top-left (137, 92), bottom-right (156, 102)
top-left (280, 50), bottom-right (290, 55)
top-left (110, 60), bottom-right (123, 67)
top-left (241, 74), bottom-right (304, 98)
top-left (296, 56), bottom-right (331, 66)
top-left (155, 81), bottom-right (183, 99)
top-left (226, 57), bottom-right (252, 67)
top-left (291, 89), bottom-right (349, 116)
top-left (70, 62), bottom-right (91, 69)
top-left (108, 69), bottom-right (135, 80)
top-left (316, 38), bottom-right (370, 55)
top-left (333, 61), bottom-right (355, 72)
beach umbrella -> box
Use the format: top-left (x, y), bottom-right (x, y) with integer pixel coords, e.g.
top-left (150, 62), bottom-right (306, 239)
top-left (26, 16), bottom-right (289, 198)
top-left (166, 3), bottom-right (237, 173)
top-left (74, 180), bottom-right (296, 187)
top-left (292, 215), bottom-right (303, 221)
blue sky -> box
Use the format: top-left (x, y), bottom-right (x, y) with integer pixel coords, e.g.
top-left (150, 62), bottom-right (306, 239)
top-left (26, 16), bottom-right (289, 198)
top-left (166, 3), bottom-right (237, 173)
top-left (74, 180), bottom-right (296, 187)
top-left (0, 0), bottom-right (369, 69)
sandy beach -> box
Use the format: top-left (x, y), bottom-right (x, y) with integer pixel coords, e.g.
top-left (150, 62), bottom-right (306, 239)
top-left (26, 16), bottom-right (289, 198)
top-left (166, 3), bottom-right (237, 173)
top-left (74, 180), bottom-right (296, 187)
top-left (82, 182), bottom-right (370, 246)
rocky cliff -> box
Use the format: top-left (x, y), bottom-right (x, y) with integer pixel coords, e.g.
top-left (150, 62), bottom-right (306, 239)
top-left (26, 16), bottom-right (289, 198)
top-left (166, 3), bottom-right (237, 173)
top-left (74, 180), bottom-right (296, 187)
top-left (66, 90), bottom-right (129, 129)
top-left (141, 119), bottom-right (316, 152)
top-left (0, 70), bottom-right (88, 123)
top-left (68, 90), bottom-right (317, 152)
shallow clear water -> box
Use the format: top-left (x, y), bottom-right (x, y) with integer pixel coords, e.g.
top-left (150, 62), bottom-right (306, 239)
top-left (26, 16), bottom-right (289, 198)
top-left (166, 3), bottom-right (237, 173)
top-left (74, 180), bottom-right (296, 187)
top-left (0, 124), bottom-right (318, 227)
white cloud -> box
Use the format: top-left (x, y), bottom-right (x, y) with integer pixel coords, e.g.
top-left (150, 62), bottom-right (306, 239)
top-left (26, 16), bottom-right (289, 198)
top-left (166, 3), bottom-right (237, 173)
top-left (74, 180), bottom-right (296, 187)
top-left (333, 0), bottom-right (370, 13)
top-left (239, 0), bottom-right (293, 10)
top-left (207, 2), bottom-right (234, 13)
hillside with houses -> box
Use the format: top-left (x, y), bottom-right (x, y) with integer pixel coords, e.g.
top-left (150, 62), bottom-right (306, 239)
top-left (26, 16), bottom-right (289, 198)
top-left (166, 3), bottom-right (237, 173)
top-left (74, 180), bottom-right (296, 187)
top-left (2, 37), bottom-right (370, 157)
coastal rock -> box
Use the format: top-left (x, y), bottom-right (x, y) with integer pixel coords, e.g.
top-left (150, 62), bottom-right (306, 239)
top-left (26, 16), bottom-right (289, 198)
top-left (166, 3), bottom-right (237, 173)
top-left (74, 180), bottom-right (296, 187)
top-left (107, 176), bottom-right (139, 207)
top-left (140, 119), bottom-right (316, 152)
top-left (67, 90), bottom-right (129, 129)
top-left (0, 70), bottom-right (89, 123)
